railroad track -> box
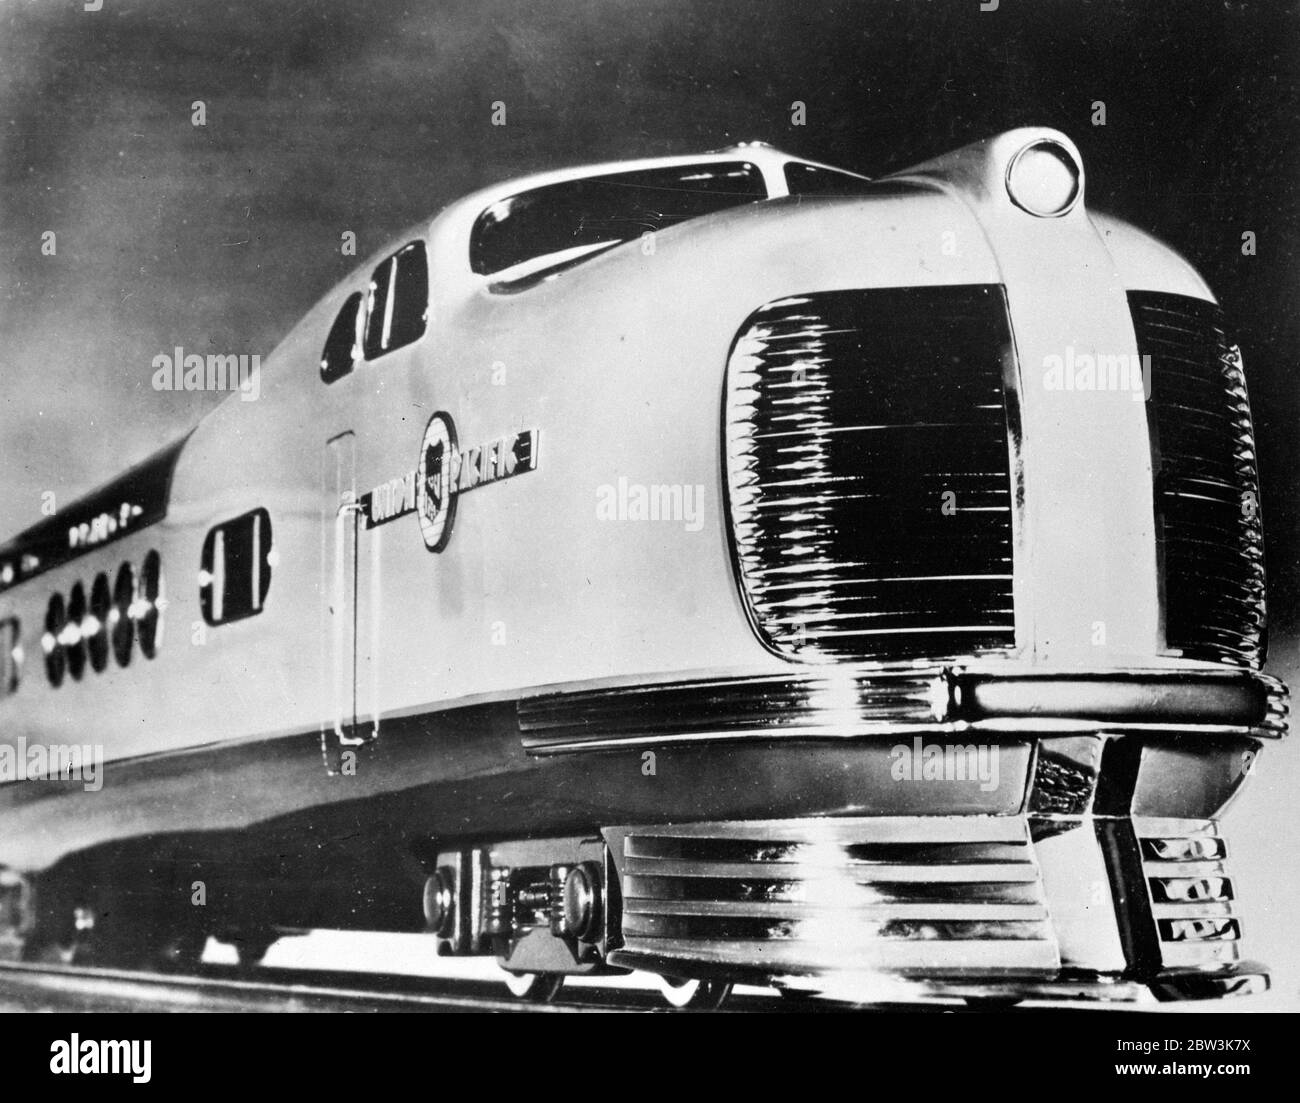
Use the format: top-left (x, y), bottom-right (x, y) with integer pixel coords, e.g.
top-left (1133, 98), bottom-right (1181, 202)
top-left (0, 960), bottom-right (1171, 1013)
top-left (0, 961), bottom-right (823, 1013)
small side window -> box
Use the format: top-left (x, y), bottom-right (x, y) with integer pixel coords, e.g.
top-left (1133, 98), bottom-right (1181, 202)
top-left (112, 563), bottom-right (135, 668)
top-left (0, 617), bottom-right (20, 696)
top-left (44, 594), bottom-right (66, 688)
top-left (201, 508), bottom-right (273, 626)
top-left (363, 241), bottom-right (428, 360)
top-left (88, 573), bottom-right (111, 673)
top-left (137, 550), bottom-right (164, 659)
top-left (66, 582), bottom-right (87, 681)
top-left (320, 292), bottom-right (364, 383)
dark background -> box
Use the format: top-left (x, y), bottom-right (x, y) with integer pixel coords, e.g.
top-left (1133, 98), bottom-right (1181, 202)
top-left (1, 0), bottom-right (1296, 1006)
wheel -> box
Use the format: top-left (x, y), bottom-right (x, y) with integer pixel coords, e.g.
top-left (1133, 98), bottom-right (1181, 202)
top-left (17, 865), bottom-right (213, 972)
top-left (19, 936), bottom-right (78, 966)
top-left (228, 930), bottom-right (277, 969)
top-left (963, 995), bottom-right (1023, 1009)
top-left (20, 903), bottom-right (124, 968)
top-left (503, 971), bottom-right (565, 1002)
top-left (15, 890), bottom-right (91, 966)
top-left (151, 926), bottom-right (207, 973)
top-left (24, 893), bottom-right (203, 972)
top-left (657, 974), bottom-right (733, 1010)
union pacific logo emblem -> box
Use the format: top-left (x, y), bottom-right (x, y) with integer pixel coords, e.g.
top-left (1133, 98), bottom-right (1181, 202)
top-left (361, 412), bottom-right (539, 553)
top-left (416, 411), bottom-right (458, 552)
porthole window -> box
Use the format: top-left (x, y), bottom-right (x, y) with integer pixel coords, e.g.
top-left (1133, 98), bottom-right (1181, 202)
top-left (66, 582), bottom-right (87, 681)
top-left (363, 241), bottom-right (428, 360)
top-left (137, 550), bottom-right (163, 659)
top-left (112, 563), bottom-right (135, 667)
top-left (88, 573), bottom-right (110, 673)
top-left (201, 508), bottom-right (273, 626)
top-left (43, 594), bottom-right (66, 687)
top-left (0, 617), bottom-right (21, 696)
top-left (320, 291), bottom-right (364, 384)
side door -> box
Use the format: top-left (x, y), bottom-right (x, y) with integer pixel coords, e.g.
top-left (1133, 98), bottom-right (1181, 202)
top-left (317, 240), bottom-right (430, 775)
top-left (320, 430), bottom-right (378, 774)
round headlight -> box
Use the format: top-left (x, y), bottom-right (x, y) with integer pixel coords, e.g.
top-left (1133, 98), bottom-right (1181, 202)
top-left (1005, 140), bottom-right (1081, 217)
top-left (423, 868), bottom-right (456, 938)
top-left (561, 862), bottom-right (602, 941)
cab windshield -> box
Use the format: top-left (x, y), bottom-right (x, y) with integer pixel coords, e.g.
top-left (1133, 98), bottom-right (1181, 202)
top-left (470, 161), bottom-right (767, 281)
top-left (783, 161), bottom-right (877, 196)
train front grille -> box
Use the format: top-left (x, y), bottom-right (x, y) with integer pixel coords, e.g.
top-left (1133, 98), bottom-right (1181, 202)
top-left (606, 817), bottom-right (1059, 975)
top-left (1131, 291), bottom-right (1267, 668)
top-left (724, 285), bottom-right (1017, 662)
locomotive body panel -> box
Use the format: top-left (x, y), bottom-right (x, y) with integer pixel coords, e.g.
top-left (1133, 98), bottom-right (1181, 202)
top-left (0, 136), bottom-right (1269, 795)
top-left (2, 181), bottom-right (1021, 763)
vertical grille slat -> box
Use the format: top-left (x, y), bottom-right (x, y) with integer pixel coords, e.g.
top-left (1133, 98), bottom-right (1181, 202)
top-left (725, 285), bottom-right (1017, 661)
top-left (1130, 291), bottom-right (1267, 668)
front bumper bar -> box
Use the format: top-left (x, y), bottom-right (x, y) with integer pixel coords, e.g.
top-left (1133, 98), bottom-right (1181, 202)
top-left (519, 664), bottom-right (1288, 754)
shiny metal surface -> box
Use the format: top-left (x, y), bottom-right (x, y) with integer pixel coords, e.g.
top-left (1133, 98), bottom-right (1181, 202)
top-left (606, 816), bottom-right (1061, 976)
top-left (724, 285), bottom-right (1017, 661)
top-left (1133, 291), bottom-right (1268, 668)
top-left (1133, 817), bottom-right (1243, 970)
top-left (599, 809), bottom-right (1266, 1001)
top-left (519, 664), bottom-right (1287, 754)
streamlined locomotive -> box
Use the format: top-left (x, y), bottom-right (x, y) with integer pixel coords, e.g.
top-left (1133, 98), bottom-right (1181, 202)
top-left (0, 128), bottom-right (1287, 1007)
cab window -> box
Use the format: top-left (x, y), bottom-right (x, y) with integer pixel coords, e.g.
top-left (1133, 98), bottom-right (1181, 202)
top-left (201, 508), bottom-right (273, 626)
top-left (470, 161), bottom-right (767, 282)
top-left (783, 162), bottom-right (876, 196)
top-left (363, 241), bottom-right (428, 360)
top-left (0, 617), bottom-right (19, 696)
top-left (320, 292), bottom-right (363, 383)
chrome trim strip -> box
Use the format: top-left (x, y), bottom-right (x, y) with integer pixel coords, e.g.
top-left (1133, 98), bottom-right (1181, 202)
top-left (519, 665), bottom-right (1288, 754)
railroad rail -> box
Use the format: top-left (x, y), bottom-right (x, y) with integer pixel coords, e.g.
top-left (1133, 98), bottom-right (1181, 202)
top-left (0, 961), bottom-right (818, 1013)
top-left (0, 960), bottom-right (1174, 1013)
